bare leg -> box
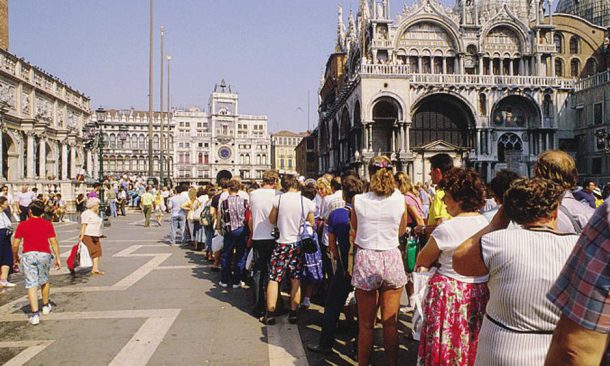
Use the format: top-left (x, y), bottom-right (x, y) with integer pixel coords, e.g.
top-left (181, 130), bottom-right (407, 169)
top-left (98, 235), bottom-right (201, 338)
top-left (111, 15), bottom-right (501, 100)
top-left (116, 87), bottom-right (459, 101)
top-left (0, 265), bottom-right (9, 281)
top-left (380, 287), bottom-right (403, 366)
top-left (27, 287), bottom-right (39, 312)
top-left (41, 283), bottom-right (50, 306)
top-left (213, 250), bottom-right (221, 268)
top-left (266, 280), bottom-right (279, 312)
top-left (356, 289), bottom-right (379, 366)
top-left (406, 281), bottom-right (414, 306)
top-left (92, 257), bottom-right (102, 273)
top-left (290, 278), bottom-right (301, 311)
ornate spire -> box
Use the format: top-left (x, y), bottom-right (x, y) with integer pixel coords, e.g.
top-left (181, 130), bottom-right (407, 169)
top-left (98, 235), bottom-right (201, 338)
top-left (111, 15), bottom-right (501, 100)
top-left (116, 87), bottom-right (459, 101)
top-left (348, 9), bottom-right (356, 37)
top-left (336, 5), bottom-right (346, 52)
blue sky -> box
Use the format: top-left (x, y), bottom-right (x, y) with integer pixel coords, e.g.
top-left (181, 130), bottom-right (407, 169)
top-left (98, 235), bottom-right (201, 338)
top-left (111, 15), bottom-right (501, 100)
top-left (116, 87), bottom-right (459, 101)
top-left (9, 0), bottom-right (455, 132)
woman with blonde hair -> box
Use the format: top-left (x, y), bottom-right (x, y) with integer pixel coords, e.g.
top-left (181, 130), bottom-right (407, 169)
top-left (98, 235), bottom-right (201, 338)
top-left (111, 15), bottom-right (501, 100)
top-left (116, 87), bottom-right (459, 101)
top-left (351, 156), bottom-right (408, 366)
top-left (181, 187), bottom-right (198, 246)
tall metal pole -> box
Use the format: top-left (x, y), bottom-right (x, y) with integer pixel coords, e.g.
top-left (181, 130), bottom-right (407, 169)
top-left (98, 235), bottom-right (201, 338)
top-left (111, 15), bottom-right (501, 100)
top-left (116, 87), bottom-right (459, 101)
top-left (307, 90), bottom-right (310, 131)
top-left (167, 55), bottom-right (172, 180)
top-left (147, 0), bottom-right (154, 178)
top-left (97, 131), bottom-right (109, 226)
top-left (159, 25), bottom-right (165, 186)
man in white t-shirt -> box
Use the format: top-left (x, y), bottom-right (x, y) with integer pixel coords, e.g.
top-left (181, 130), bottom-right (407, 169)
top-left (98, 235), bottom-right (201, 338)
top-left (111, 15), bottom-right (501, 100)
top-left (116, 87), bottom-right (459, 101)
top-left (265, 174), bottom-right (315, 325)
top-left (248, 170), bottom-right (281, 317)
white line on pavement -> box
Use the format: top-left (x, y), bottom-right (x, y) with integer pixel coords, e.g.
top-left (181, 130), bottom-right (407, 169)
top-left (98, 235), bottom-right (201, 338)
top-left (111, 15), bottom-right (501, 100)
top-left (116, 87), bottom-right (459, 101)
top-left (109, 315), bottom-right (180, 366)
top-left (154, 265), bottom-right (199, 270)
top-left (0, 308), bottom-right (181, 322)
top-left (267, 316), bottom-right (308, 366)
top-left (0, 340), bottom-right (55, 366)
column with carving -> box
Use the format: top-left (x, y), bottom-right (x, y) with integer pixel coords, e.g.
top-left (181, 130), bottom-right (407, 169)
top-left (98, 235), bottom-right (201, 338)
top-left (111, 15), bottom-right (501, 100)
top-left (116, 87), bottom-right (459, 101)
top-left (61, 143), bottom-right (68, 180)
top-left (39, 137), bottom-right (46, 179)
top-left (86, 149), bottom-right (93, 176)
top-left (26, 131), bottom-right (35, 179)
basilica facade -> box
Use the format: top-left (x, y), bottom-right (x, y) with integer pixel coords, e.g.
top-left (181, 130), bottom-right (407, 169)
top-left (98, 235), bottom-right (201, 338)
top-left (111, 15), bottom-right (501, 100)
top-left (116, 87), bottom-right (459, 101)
top-left (316, 0), bottom-right (608, 183)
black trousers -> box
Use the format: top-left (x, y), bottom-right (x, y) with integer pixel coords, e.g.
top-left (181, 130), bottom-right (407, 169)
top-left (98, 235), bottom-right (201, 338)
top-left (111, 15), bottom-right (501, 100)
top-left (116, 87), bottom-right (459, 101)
top-left (19, 205), bottom-right (29, 222)
top-left (251, 239), bottom-right (276, 314)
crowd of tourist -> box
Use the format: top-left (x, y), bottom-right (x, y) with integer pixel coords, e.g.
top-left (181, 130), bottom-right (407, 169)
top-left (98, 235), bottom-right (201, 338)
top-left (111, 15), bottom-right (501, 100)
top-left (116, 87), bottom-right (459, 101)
top-left (0, 151), bottom-right (607, 365)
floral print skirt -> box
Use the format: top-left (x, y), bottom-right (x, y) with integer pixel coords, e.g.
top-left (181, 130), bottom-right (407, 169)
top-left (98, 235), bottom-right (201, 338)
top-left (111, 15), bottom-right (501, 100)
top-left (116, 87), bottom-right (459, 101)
top-left (417, 273), bottom-right (489, 366)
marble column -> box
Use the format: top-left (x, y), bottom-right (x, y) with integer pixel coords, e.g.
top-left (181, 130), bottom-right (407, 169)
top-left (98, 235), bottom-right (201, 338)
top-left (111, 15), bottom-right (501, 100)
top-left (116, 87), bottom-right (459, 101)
top-left (61, 143), bottom-right (68, 180)
top-left (86, 150), bottom-right (93, 176)
top-left (26, 133), bottom-right (35, 179)
top-left (509, 59), bottom-right (514, 76)
top-left (39, 139), bottom-right (46, 179)
top-left (70, 146), bottom-right (76, 180)
top-left (442, 58), bottom-right (447, 74)
top-left (405, 122), bottom-right (411, 152)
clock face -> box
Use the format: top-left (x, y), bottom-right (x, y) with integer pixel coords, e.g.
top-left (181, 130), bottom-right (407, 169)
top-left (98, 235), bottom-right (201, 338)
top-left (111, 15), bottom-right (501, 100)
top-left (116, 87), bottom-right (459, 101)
top-left (218, 146), bottom-right (232, 160)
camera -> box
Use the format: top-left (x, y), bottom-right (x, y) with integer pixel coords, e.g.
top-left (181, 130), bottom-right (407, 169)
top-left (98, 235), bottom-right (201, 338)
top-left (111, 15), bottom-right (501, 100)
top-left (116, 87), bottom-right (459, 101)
top-left (271, 226), bottom-right (280, 240)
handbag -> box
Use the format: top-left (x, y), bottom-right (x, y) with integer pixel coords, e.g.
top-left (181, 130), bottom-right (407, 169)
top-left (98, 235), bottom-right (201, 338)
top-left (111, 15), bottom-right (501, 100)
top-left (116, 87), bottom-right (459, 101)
top-left (302, 237), bottom-right (324, 284)
top-left (299, 195), bottom-right (317, 254)
top-left (211, 232), bottom-right (224, 252)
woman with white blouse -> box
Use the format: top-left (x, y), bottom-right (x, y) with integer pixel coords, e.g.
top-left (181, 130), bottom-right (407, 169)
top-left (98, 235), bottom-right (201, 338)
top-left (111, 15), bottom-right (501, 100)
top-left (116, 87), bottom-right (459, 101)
top-left (80, 198), bottom-right (104, 275)
top-left (416, 168), bottom-right (490, 366)
top-left (453, 178), bottom-right (578, 366)
top-left (0, 196), bottom-right (15, 287)
top-left (351, 156), bottom-right (408, 366)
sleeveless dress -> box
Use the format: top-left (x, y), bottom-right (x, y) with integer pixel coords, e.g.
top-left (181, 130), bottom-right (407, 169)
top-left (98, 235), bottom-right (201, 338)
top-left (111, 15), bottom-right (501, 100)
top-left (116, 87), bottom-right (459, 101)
top-left (475, 228), bottom-right (578, 366)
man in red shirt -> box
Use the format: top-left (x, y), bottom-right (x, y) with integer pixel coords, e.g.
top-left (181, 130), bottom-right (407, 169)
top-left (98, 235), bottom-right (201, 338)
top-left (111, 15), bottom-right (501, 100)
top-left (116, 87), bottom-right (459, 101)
top-left (12, 200), bottom-right (61, 325)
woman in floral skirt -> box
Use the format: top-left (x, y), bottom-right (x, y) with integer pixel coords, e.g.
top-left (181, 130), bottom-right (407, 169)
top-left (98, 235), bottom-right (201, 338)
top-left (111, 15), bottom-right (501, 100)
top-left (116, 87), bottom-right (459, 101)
top-left (416, 168), bottom-right (490, 366)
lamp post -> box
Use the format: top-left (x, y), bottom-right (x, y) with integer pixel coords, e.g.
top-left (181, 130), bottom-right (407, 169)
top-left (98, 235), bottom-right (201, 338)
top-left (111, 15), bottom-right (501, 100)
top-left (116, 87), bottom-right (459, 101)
top-left (159, 26), bottom-right (165, 187)
top-left (0, 101), bottom-right (8, 180)
top-left (83, 107), bottom-right (110, 227)
top-left (166, 55), bottom-right (172, 187)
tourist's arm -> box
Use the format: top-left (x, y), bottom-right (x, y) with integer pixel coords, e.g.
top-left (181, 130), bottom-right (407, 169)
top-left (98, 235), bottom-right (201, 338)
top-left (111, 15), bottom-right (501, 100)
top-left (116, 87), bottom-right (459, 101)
top-left (306, 212), bottom-right (314, 226)
top-left (398, 203), bottom-right (409, 237)
top-left (79, 223), bottom-right (88, 242)
top-left (49, 237), bottom-right (62, 270)
top-left (328, 231), bottom-right (338, 260)
top-left (269, 206), bottom-right (278, 226)
top-left (545, 314), bottom-right (609, 366)
top-left (453, 206), bottom-right (509, 276)
top-left (416, 237), bottom-right (441, 270)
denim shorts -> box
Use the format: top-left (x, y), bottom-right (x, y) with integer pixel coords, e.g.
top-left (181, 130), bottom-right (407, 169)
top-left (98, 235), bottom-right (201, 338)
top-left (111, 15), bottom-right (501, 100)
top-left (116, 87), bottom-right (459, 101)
top-left (21, 251), bottom-right (53, 289)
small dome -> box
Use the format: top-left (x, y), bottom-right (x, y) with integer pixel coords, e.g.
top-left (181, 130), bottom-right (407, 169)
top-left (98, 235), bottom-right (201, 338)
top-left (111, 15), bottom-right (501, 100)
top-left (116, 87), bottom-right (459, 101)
top-left (556, 0), bottom-right (610, 27)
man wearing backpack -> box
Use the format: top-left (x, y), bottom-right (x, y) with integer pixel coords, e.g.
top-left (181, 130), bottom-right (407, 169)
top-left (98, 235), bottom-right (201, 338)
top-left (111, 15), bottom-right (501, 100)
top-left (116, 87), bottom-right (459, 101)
top-left (534, 150), bottom-right (594, 233)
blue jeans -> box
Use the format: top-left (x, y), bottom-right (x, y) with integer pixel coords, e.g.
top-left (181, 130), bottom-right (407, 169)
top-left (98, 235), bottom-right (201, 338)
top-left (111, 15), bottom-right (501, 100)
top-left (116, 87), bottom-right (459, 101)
top-left (204, 227), bottom-right (215, 251)
top-left (109, 199), bottom-right (117, 217)
top-left (220, 227), bottom-right (247, 285)
top-left (170, 215), bottom-right (186, 244)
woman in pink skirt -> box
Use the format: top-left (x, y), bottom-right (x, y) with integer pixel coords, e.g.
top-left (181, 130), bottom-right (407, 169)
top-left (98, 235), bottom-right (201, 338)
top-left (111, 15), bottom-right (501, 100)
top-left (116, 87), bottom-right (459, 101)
top-left (416, 168), bottom-right (490, 366)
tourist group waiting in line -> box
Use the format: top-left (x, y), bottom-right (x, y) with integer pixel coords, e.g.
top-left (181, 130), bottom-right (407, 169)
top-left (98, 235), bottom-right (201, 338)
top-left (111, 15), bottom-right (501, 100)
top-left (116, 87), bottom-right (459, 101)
top-left (0, 151), bottom-right (607, 365)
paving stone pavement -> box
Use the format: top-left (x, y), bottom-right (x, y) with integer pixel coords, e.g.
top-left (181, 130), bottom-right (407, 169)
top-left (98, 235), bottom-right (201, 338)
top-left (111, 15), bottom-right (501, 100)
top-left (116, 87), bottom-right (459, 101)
top-left (0, 213), bottom-right (419, 365)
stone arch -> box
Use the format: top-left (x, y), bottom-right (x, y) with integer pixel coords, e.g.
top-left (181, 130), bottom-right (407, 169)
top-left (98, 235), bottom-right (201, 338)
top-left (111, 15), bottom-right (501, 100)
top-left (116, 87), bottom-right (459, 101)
top-left (410, 93), bottom-right (476, 149)
top-left (491, 94), bottom-right (541, 129)
top-left (370, 96), bottom-right (403, 154)
top-left (2, 131), bottom-right (20, 180)
top-left (395, 17), bottom-right (462, 53)
top-left (480, 24), bottom-right (528, 56)
top-left (45, 141), bottom-right (57, 179)
top-left (497, 132), bottom-right (523, 163)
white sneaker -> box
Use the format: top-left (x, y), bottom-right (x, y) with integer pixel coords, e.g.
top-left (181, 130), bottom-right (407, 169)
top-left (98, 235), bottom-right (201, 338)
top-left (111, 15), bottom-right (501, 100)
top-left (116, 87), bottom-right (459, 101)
top-left (232, 281), bottom-right (245, 289)
top-left (42, 304), bottom-right (52, 315)
top-left (218, 281), bottom-right (228, 288)
top-left (29, 313), bottom-right (40, 325)
top-left (0, 280), bottom-right (15, 288)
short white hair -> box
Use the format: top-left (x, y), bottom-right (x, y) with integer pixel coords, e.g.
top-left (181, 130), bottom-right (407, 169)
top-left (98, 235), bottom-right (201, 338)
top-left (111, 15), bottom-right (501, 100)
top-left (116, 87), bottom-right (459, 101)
top-left (86, 197), bottom-right (101, 209)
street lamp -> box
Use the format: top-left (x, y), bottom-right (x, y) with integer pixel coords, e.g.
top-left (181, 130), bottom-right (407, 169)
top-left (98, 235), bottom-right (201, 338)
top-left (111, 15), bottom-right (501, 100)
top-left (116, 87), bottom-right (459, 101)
top-left (83, 107), bottom-right (110, 227)
top-left (0, 101), bottom-right (9, 180)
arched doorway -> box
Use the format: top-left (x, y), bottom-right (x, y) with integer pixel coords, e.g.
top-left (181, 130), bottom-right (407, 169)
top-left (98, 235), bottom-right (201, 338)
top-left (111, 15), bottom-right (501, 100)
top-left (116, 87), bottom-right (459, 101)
top-left (45, 142), bottom-right (56, 180)
top-left (2, 132), bottom-right (19, 180)
top-left (372, 98), bottom-right (401, 155)
top-left (351, 102), bottom-right (362, 156)
top-left (497, 133), bottom-right (527, 175)
top-left (411, 93), bottom-right (475, 149)
top-left (340, 108), bottom-right (350, 165)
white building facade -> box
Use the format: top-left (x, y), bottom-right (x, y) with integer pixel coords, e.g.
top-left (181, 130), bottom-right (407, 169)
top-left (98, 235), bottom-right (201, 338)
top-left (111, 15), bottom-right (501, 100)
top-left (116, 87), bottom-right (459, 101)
top-left (0, 48), bottom-right (91, 201)
top-left (173, 80), bottom-right (271, 183)
top-left (317, 0), bottom-right (578, 183)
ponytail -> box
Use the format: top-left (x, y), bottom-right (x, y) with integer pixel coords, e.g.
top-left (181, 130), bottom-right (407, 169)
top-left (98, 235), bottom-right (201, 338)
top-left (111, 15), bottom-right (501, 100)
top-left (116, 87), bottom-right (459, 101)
top-left (369, 156), bottom-right (396, 197)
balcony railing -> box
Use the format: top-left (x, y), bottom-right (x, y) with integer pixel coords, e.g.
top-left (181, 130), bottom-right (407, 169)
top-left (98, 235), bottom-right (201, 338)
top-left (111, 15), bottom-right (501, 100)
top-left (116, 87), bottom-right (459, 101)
top-left (575, 69), bottom-right (610, 92)
top-left (359, 64), bottom-right (575, 88)
top-left (535, 44), bottom-right (557, 53)
top-left (372, 39), bottom-right (392, 48)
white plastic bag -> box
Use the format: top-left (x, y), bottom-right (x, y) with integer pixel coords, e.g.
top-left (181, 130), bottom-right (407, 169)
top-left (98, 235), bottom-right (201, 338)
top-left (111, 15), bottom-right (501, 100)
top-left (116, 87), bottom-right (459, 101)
top-left (211, 233), bottom-right (224, 252)
top-left (411, 268), bottom-right (437, 341)
top-left (245, 249), bottom-right (254, 271)
top-left (78, 242), bottom-right (93, 268)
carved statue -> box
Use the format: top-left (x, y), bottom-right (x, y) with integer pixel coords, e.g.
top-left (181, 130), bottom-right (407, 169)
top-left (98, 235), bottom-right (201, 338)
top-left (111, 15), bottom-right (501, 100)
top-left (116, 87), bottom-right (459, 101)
top-left (22, 92), bottom-right (30, 114)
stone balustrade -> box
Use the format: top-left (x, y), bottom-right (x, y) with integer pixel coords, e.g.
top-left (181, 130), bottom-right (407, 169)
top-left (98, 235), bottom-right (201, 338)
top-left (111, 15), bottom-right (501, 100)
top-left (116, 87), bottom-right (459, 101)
top-left (359, 63), bottom-right (575, 89)
top-left (575, 69), bottom-right (610, 91)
